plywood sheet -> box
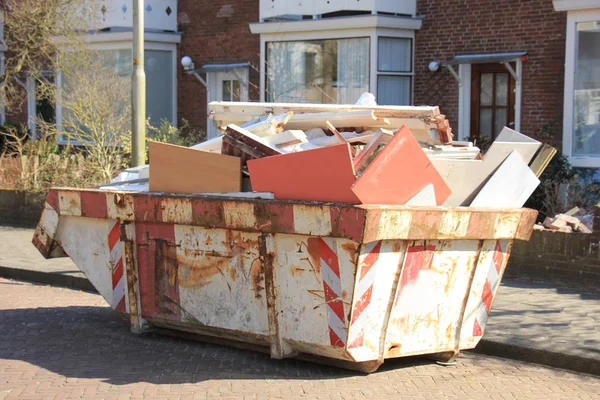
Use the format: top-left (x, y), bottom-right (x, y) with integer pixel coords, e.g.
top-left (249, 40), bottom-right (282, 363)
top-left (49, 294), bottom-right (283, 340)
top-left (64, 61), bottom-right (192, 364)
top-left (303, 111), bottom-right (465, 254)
top-left (470, 151), bottom-right (540, 208)
top-left (352, 126), bottom-right (452, 205)
top-left (149, 141), bottom-right (241, 194)
top-left (247, 144), bottom-right (360, 203)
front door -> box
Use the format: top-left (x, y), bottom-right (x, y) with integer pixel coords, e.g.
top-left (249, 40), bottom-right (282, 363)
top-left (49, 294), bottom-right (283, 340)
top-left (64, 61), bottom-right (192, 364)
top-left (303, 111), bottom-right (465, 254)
top-left (470, 64), bottom-right (516, 144)
top-left (206, 69), bottom-right (249, 139)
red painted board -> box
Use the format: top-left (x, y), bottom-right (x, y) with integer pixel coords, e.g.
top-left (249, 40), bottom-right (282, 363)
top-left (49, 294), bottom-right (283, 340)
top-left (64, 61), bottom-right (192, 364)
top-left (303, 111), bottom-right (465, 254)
top-left (247, 144), bottom-right (360, 204)
top-left (352, 125), bottom-right (452, 205)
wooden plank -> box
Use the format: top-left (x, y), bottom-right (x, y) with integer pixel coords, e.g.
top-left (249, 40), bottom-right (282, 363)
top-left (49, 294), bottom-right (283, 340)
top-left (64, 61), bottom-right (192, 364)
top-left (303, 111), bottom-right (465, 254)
top-left (529, 144), bottom-right (557, 178)
top-left (262, 130), bottom-right (308, 148)
top-left (353, 130), bottom-right (387, 171)
top-left (309, 132), bottom-right (376, 147)
top-left (247, 144), bottom-right (360, 203)
top-left (208, 101), bottom-right (440, 119)
top-left (222, 124), bottom-right (285, 165)
top-left (283, 110), bottom-right (380, 130)
top-left (470, 151), bottom-right (540, 208)
top-left (325, 121), bottom-right (348, 144)
top-left (148, 141), bottom-right (241, 194)
top-left (352, 126), bottom-right (452, 206)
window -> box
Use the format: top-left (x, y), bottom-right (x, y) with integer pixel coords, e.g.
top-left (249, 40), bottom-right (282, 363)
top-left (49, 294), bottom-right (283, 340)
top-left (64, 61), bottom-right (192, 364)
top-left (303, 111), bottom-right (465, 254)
top-left (222, 80), bottom-right (241, 102)
top-left (377, 37), bottom-right (412, 105)
top-left (266, 38), bottom-right (369, 103)
top-left (572, 21), bottom-right (600, 156)
top-left (57, 47), bottom-right (175, 143)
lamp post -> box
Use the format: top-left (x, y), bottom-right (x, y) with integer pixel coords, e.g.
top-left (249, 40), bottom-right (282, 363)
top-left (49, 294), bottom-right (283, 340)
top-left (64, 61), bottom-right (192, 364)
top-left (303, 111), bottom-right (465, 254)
top-left (131, 0), bottom-right (146, 167)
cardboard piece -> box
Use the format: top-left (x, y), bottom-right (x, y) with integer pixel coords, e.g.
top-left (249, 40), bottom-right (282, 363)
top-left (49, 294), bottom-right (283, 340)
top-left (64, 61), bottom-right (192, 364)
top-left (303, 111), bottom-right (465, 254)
top-left (432, 127), bottom-right (542, 206)
top-left (149, 141), bottom-right (241, 194)
top-left (247, 144), bottom-right (360, 203)
top-left (470, 151), bottom-right (540, 208)
top-left (351, 126), bottom-right (452, 206)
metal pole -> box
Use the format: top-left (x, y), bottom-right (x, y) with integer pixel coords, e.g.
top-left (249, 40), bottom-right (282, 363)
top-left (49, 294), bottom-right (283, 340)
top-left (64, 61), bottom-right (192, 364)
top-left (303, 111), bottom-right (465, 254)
top-left (131, 0), bottom-right (146, 167)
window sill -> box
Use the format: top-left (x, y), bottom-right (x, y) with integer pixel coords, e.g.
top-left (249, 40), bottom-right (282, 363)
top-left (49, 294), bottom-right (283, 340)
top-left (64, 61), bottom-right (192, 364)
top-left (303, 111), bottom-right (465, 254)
top-left (567, 156), bottom-right (600, 168)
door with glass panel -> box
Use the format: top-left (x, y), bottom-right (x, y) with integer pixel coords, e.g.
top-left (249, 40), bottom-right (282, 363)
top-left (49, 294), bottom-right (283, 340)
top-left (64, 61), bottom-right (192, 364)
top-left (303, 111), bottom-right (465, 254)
top-left (207, 69), bottom-right (248, 139)
top-left (470, 64), bottom-right (516, 144)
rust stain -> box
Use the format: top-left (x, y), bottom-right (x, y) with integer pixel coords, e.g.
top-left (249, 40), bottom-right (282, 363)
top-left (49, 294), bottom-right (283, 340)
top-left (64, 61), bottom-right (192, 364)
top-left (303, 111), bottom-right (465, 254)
top-left (445, 323), bottom-right (453, 341)
top-left (341, 242), bottom-right (358, 257)
top-left (392, 240), bottom-right (404, 253)
top-left (178, 230), bottom-right (259, 291)
top-left (250, 256), bottom-right (265, 299)
top-left (289, 266), bottom-right (295, 277)
top-left (306, 237), bottom-right (321, 273)
top-left (342, 289), bottom-right (348, 299)
top-left (177, 248), bottom-right (233, 289)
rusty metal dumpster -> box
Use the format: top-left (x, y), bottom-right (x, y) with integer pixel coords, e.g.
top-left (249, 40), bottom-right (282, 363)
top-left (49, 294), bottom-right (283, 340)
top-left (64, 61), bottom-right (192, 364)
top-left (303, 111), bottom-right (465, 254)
top-left (32, 188), bottom-right (537, 372)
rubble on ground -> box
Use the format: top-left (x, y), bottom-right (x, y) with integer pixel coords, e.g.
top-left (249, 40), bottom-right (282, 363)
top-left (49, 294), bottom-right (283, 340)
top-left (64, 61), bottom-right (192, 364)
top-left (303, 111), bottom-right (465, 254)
top-left (533, 208), bottom-right (594, 233)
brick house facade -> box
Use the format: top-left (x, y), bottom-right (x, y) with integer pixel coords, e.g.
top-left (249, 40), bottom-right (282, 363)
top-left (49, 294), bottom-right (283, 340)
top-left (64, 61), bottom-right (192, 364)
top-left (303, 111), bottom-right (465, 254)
top-left (2, 1), bottom-right (599, 167)
top-left (413, 0), bottom-right (566, 147)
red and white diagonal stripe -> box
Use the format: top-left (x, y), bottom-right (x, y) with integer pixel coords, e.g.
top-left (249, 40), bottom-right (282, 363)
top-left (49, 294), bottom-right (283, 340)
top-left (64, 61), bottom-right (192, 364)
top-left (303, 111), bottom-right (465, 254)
top-left (319, 237), bottom-right (347, 347)
top-left (108, 220), bottom-right (127, 313)
top-left (348, 241), bottom-right (381, 349)
top-left (473, 240), bottom-right (505, 336)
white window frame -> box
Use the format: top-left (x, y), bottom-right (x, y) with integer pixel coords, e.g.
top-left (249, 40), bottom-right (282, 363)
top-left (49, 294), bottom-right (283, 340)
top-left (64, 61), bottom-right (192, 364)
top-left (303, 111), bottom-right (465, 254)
top-left (456, 59), bottom-right (523, 141)
top-left (250, 15), bottom-right (420, 104)
top-left (561, 8), bottom-right (600, 167)
top-left (376, 35), bottom-right (414, 106)
top-left (206, 68), bottom-right (250, 139)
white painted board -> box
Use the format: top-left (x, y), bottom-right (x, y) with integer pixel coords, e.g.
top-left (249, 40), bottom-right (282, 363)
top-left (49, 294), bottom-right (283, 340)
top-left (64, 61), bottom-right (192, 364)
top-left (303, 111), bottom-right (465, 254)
top-left (469, 151), bottom-right (540, 208)
top-left (405, 184), bottom-right (436, 206)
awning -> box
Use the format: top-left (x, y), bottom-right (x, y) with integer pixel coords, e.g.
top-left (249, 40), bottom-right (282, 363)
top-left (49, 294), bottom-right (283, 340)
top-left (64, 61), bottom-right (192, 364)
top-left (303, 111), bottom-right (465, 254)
top-left (197, 62), bottom-right (250, 73)
top-left (441, 51), bottom-right (528, 66)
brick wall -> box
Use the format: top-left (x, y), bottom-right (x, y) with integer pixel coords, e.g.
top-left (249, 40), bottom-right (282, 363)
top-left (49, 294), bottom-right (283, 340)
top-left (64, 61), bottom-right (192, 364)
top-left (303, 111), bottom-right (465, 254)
top-left (505, 205), bottom-right (600, 288)
top-left (506, 230), bottom-right (600, 288)
top-left (177, 0), bottom-right (260, 134)
top-left (414, 0), bottom-right (567, 146)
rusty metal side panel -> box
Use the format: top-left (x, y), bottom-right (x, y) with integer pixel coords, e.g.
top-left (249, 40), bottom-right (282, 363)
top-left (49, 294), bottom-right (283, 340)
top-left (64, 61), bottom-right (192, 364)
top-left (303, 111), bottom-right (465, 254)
top-left (270, 234), bottom-right (358, 360)
top-left (346, 240), bottom-right (407, 362)
top-left (172, 225), bottom-right (269, 338)
top-left (32, 204), bottom-right (66, 259)
top-left (384, 240), bottom-right (481, 358)
top-left (53, 216), bottom-right (118, 307)
top-left (459, 239), bottom-right (512, 349)
top-left (362, 208), bottom-right (538, 242)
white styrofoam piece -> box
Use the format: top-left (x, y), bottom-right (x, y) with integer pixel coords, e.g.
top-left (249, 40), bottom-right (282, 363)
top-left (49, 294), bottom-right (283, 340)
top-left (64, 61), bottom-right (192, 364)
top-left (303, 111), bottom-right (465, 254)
top-left (190, 136), bottom-right (223, 152)
top-left (470, 151), bottom-right (540, 208)
top-left (405, 184), bottom-right (436, 206)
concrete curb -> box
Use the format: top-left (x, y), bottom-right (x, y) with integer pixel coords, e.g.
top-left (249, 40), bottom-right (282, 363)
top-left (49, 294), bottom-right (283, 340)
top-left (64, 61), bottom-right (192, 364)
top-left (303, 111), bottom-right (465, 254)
top-left (0, 266), bottom-right (97, 293)
top-left (2, 266), bottom-right (597, 377)
top-left (473, 339), bottom-right (600, 377)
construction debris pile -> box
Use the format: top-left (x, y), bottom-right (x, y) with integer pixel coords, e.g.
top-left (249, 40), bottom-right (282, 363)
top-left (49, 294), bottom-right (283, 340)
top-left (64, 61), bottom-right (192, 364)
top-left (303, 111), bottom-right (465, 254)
top-left (106, 97), bottom-right (557, 210)
top-left (534, 208), bottom-right (594, 233)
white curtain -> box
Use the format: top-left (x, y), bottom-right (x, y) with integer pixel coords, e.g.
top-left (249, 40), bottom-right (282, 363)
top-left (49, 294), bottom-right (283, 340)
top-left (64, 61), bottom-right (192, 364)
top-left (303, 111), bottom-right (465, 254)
top-left (337, 38), bottom-right (369, 103)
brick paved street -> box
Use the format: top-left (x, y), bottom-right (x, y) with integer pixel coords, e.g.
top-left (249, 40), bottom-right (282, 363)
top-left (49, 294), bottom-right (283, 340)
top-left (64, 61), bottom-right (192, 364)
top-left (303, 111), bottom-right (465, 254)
top-left (1, 278), bottom-right (599, 399)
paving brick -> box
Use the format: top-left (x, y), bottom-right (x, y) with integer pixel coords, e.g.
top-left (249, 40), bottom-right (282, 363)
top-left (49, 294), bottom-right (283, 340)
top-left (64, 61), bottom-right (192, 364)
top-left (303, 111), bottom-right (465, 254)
top-left (1, 278), bottom-right (600, 399)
